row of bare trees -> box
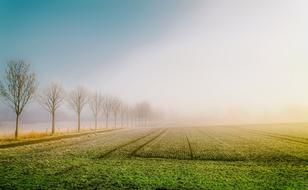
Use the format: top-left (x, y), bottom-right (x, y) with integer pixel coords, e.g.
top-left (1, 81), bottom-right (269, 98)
top-left (0, 60), bottom-right (158, 139)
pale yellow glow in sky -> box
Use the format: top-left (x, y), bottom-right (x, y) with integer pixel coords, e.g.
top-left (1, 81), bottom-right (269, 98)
top-left (84, 0), bottom-right (308, 124)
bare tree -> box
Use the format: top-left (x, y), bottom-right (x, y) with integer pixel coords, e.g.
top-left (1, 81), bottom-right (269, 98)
top-left (0, 60), bottom-right (37, 139)
top-left (127, 105), bottom-right (135, 127)
top-left (130, 106), bottom-right (138, 127)
top-left (111, 97), bottom-right (121, 128)
top-left (119, 103), bottom-right (129, 127)
top-left (68, 87), bottom-right (87, 132)
top-left (135, 102), bottom-right (152, 127)
top-left (124, 104), bottom-right (130, 127)
top-left (142, 102), bottom-right (152, 127)
top-left (38, 82), bottom-right (65, 135)
top-left (89, 92), bottom-right (103, 130)
top-left (102, 95), bottom-right (113, 128)
top-left (134, 104), bottom-right (142, 127)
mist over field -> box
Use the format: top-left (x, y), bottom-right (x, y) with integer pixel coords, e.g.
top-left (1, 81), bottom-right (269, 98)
top-left (1, 0), bottom-right (308, 128)
top-left (0, 1), bottom-right (308, 190)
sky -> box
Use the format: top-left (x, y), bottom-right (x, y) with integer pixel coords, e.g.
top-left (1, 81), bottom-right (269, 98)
top-left (1, 0), bottom-right (308, 124)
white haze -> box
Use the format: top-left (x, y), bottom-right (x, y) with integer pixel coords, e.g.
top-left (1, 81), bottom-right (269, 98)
top-left (1, 0), bottom-right (308, 126)
top-left (81, 0), bottom-right (308, 124)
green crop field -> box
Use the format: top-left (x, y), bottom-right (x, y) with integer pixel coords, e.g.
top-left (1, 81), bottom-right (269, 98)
top-left (0, 124), bottom-right (307, 189)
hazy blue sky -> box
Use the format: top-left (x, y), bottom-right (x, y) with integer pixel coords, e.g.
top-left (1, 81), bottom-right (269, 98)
top-left (1, 0), bottom-right (308, 124)
top-left (0, 0), bottom-right (196, 80)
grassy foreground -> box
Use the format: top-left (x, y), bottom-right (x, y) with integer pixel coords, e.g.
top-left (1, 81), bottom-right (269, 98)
top-left (0, 125), bottom-right (307, 189)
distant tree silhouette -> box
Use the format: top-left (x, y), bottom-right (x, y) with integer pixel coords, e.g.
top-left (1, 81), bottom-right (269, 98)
top-left (68, 87), bottom-right (87, 132)
top-left (119, 103), bottom-right (129, 127)
top-left (111, 97), bottom-right (121, 128)
top-left (38, 82), bottom-right (65, 135)
top-left (135, 102), bottom-right (152, 127)
top-left (102, 95), bottom-right (113, 128)
top-left (89, 92), bottom-right (104, 130)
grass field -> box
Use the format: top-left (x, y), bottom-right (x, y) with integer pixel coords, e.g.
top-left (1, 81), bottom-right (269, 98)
top-left (0, 124), bottom-right (307, 189)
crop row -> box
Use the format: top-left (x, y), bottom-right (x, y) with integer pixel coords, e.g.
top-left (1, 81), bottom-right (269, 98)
top-left (133, 127), bottom-right (307, 161)
top-left (0, 126), bottom-right (307, 162)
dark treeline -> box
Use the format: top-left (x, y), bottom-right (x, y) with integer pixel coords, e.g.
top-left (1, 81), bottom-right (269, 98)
top-left (0, 59), bottom-right (162, 139)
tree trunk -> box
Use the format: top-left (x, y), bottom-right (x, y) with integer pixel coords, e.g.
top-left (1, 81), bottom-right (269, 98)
top-left (52, 111), bottom-right (55, 135)
top-left (114, 114), bottom-right (117, 128)
top-left (78, 112), bottom-right (81, 132)
top-left (95, 115), bottom-right (97, 131)
top-left (15, 114), bottom-right (19, 139)
top-left (106, 114), bottom-right (109, 128)
top-left (133, 117), bottom-right (135, 127)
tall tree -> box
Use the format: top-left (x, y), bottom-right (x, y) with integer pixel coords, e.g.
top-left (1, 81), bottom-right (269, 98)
top-left (127, 106), bottom-right (134, 127)
top-left (0, 60), bottom-right (37, 139)
top-left (119, 103), bottom-right (128, 127)
top-left (135, 102), bottom-right (152, 127)
top-left (111, 97), bottom-right (121, 128)
top-left (130, 106), bottom-right (138, 127)
top-left (102, 95), bottom-right (113, 128)
top-left (89, 92), bottom-right (103, 130)
top-left (38, 82), bottom-right (65, 135)
top-left (68, 87), bottom-right (87, 132)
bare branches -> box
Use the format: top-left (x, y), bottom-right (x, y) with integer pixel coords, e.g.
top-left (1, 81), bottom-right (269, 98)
top-left (135, 102), bottom-right (152, 127)
top-left (38, 82), bottom-right (65, 134)
top-left (111, 97), bottom-right (121, 116)
top-left (0, 60), bottom-right (37, 139)
top-left (68, 86), bottom-right (87, 114)
top-left (0, 60), bottom-right (37, 115)
top-left (0, 59), bottom-right (162, 138)
top-left (68, 86), bottom-right (87, 132)
top-left (38, 82), bottom-right (65, 114)
top-left (111, 97), bottom-right (121, 128)
top-left (119, 103), bottom-right (129, 127)
top-left (101, 95), bottom-right (113, 128)
top-left (102, 95), bottom-right (112, 115)
top-left (89, 92), bottom-right (104, 130)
